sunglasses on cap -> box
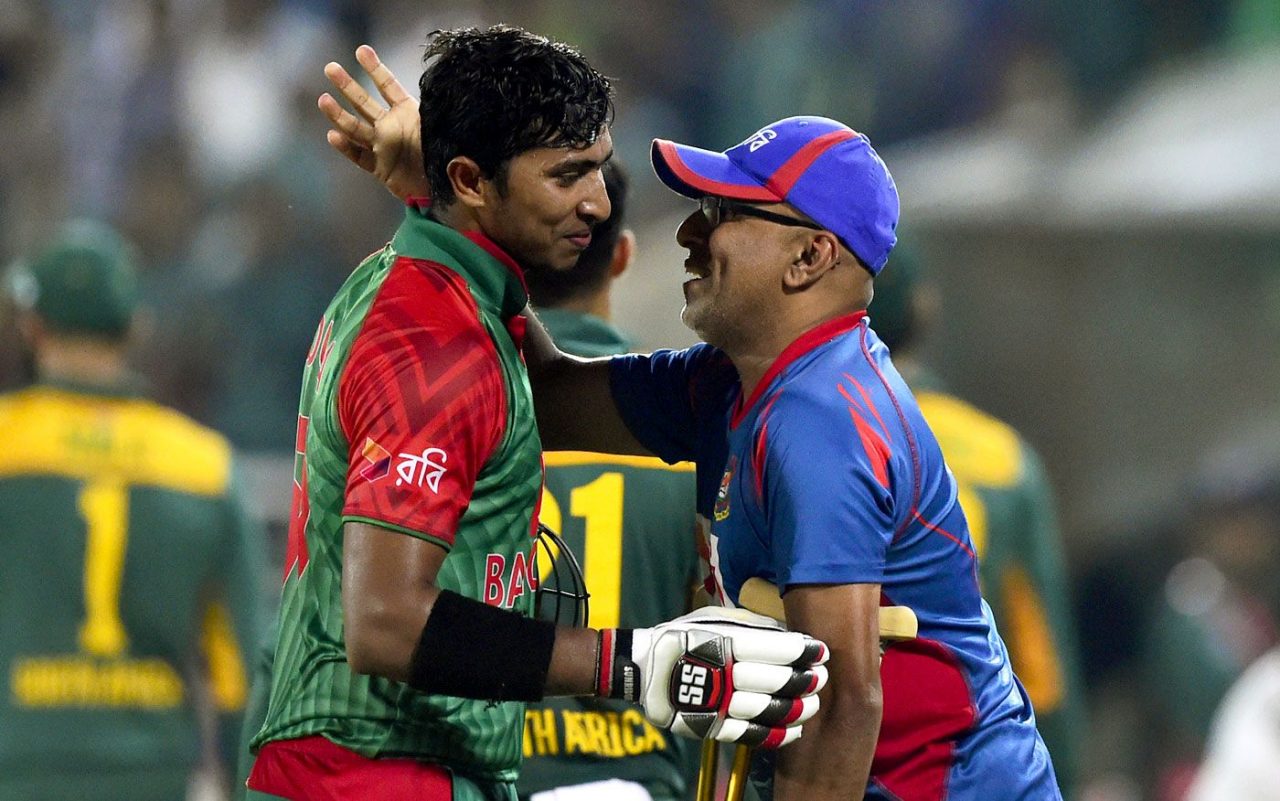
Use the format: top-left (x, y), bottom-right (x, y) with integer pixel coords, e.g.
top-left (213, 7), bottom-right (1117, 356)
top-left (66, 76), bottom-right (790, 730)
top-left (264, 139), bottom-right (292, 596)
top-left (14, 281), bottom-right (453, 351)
top-left (698, 196), bottom-right (824, 232)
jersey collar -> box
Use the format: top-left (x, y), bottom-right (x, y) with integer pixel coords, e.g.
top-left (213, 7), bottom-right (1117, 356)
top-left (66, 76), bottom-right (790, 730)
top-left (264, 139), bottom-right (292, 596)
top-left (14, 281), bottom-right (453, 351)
top-left (393, 202), bottom-right (530, 320)
top-left (35, 375), bottom-right (148, 401)
top-left (730, 311), bottom-right (868, 429)
top-left (536, 308), bottom-right (633, 357)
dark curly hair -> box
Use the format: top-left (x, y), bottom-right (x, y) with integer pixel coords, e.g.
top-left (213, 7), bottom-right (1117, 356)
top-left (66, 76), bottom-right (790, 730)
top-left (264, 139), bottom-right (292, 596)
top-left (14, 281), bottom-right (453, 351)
top-left (418, 25), bottom-right (614, 207)
top-left (526, 160), bottom-right (628, 307)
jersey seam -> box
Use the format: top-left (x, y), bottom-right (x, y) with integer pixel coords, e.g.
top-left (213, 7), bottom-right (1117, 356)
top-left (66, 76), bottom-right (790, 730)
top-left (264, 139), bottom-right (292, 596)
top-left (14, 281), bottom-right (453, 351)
top-left (341, 515), bottom-right (454, 551)
top-left (859, 323), bottom-right (921, 542)
top-left (335, 251), bottom-right (400, 447)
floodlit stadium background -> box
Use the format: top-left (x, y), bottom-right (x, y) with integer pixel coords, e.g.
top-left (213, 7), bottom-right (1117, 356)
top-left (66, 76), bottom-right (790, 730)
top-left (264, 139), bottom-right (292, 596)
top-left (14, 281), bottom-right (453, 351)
top-left (2, 2), bottom-right (1278, 800)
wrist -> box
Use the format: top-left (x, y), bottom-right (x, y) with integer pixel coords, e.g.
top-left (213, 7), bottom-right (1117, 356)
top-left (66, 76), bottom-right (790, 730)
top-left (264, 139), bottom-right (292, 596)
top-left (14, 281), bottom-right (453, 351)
top-left (596, 628), bottom-right (643, 701)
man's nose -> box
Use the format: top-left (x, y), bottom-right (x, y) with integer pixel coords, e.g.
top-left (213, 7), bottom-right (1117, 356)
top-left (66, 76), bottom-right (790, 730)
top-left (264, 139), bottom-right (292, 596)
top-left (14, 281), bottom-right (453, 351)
top-left (578, 169), bottom-right (611, 223)
top-left (676, 210), bottom-right (709, 249)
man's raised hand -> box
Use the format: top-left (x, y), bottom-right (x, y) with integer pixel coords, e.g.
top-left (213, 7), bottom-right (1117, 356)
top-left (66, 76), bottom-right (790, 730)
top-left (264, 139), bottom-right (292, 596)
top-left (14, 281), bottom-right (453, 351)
top-left (598, 607), bottom-right (829, 749)
top-left (319, 45), bottom-right (427, 201)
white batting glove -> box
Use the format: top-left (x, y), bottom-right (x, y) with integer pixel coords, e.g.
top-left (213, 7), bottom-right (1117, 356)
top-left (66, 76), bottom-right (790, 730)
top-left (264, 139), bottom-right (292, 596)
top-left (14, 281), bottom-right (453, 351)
top-left (595, 607), bottom-right (829, 748)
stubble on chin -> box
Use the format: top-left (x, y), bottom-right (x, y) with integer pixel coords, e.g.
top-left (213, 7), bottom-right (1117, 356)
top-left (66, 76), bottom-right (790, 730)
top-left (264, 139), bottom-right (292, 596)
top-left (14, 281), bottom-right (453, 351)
top-left (682, 301), bottom-right (727, 349)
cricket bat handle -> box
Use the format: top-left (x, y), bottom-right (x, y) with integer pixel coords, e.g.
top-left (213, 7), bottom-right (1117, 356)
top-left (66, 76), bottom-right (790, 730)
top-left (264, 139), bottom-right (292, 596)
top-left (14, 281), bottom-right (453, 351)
top-left (719, 578), bottom-right (919, 801)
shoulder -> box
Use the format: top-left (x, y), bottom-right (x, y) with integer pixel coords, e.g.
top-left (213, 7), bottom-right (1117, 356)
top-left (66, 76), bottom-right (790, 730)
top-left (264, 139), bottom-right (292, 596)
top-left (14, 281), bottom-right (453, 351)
top-left (752, 383), bottom-right (859, 463)
top-left (0, 388), bottom-right (68, 446)
top-left (122, 398), bottom-right (235, 496)
top-left (364, 256), bottom-right (485, 332)
top-left (915, 390), bottom-right (1026, 487)
top-left (630, 342), bottom-right (734, 376)
top-left (612, 342), bottom-right (739, 411)
top-left (0, 387), bottom-right (32, 423)
top-left (342, 257), bottom-right (501, 383)
top-left (0, 387), bottom-right (233, 496)
top-left (685, 343), bottom-right (738, 398)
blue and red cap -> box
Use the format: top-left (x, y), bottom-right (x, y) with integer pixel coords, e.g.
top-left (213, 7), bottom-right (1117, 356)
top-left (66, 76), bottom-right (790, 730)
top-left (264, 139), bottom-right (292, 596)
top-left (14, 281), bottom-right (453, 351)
top-left (651, 116), bottom-right (899, 274)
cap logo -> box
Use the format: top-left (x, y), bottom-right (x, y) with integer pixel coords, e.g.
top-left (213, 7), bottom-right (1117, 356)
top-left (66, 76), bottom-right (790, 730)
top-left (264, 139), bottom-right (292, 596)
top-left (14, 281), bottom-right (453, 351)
top-left (747, 128), bottom-right (777, 152)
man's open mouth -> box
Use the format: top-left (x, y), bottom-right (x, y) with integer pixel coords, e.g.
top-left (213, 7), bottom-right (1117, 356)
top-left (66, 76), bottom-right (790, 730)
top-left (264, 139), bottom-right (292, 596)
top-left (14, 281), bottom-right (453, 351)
top-left (683, 258), bottom-right (710, 284)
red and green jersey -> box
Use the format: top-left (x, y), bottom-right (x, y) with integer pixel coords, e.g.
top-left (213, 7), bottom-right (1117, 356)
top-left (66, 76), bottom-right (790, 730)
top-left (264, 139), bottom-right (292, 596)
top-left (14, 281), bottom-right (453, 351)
top-left (0, 382), bottom-right (269, 801)
top-left (251, 204), bottom-right (543, 782)
top-left (516, 310), bottom-right (701, 801)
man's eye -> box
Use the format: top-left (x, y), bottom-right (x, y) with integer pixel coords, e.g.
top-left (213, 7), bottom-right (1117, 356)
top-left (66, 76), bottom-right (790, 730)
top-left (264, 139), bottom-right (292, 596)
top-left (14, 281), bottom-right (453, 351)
top-left (556, 172), bottom-right (582, 186)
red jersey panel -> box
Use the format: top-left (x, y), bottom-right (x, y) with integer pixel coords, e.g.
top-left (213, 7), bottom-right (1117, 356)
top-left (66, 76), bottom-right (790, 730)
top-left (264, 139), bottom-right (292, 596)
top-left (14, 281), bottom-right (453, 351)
top-left (338, 257), bottom-right (506, 547)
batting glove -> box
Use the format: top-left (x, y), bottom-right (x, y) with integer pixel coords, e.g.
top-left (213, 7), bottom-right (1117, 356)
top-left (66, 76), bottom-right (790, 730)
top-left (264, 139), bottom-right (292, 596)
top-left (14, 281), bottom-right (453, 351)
top-left (596, 607), bottom-right (828, 748)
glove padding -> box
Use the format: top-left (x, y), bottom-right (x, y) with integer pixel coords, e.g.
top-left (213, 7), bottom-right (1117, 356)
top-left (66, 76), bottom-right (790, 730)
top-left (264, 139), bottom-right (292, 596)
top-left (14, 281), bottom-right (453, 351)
top-left (599, 607), bottom-right (828, 748)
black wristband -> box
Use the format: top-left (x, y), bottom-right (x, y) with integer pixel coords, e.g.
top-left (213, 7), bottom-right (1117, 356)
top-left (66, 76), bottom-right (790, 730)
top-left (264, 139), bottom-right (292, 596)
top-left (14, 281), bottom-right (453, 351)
top-left (408, 590), bottom-right (556, 702)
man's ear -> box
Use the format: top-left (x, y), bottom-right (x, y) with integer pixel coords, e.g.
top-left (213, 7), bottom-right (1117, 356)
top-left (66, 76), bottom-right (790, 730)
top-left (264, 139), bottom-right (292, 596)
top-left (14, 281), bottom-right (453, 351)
top-left (446, 156), bottom-right (489, 209)
top-left (609, 230), bottom-right (636, 279)
top-left (782, 230), bottom-right (841, 289)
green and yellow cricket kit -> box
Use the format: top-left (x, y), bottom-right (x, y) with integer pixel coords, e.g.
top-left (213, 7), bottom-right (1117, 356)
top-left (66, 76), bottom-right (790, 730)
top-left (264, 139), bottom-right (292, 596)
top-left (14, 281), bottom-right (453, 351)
top-left (0, 382), bottom-right (268, 801)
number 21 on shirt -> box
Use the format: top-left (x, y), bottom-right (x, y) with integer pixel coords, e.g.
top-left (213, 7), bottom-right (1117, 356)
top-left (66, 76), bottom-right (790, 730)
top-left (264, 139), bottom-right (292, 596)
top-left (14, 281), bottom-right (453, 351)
top-left (538, 472), bottom-right (624, 628)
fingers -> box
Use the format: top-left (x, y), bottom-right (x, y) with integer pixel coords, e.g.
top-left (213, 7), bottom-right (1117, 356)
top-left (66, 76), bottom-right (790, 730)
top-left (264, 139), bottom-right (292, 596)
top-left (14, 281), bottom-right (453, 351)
top-left (727, 692), bottom-right (819, 726)
top-left (704, 718), bottom-right (803, 749)
top-left (323, 59), bottom-right (386, 124)
top-left (671, 714), bottom-right (803, 749)
top-left (355, 44), bottom-right (412, 106)
top-left (732, 662), bottom-right (828, 697)
top-left (722, 721), bottom-right (801, 749)
top-left (318, 93), bottom-right (375, 149)
top-left (711, 719), bottom-right (796, 748)
top-left (708, 626), bottom-right (828, 667)
top-left (326, 130), bottom-right (376, 174)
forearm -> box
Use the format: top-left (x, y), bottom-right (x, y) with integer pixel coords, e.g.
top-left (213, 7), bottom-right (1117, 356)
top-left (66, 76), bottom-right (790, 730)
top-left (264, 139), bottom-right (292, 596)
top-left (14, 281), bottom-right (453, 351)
top-left (354, 583), bottom-right (601, 699)
top-left (525, 309), bottom-right (649, 454)
top-left (345, 522), bottom-right (607, 700)
top-left (545, 626), bottom-right (602, 696)
top-left (773, 684), bottom-right (881, 801)
top-left (777, 583), bottom-right (884, 800)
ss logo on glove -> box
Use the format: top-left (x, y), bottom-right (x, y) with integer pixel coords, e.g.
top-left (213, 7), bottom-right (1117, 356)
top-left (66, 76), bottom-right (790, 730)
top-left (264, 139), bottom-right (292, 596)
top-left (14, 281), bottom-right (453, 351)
top-left (670, 637), bottom-right (727, 714)
top-left (604, 606), bottom-right (828, 748)
top-left (677, 664), bottom-right (709, 705)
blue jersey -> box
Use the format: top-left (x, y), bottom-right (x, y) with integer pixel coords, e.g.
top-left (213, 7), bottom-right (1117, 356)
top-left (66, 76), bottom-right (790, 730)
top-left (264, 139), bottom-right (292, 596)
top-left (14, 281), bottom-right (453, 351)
top-left (609, 312), bottom-right (1060, 800)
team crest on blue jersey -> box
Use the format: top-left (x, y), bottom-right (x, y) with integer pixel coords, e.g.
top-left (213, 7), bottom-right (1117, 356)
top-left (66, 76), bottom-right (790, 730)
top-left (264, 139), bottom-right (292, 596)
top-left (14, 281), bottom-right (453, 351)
top-left (714, 456), bottom-right (736, 521)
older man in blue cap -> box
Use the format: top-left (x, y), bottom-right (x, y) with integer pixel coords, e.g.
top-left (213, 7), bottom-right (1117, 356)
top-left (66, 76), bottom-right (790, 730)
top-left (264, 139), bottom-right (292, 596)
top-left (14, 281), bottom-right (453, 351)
top-left (589, 116), bottom-right (1060, 801)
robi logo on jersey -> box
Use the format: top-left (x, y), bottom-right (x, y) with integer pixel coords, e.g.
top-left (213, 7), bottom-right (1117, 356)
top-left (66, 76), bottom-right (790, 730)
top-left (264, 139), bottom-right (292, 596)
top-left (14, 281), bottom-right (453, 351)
top-left (395, 448), bottom-right (448, 492)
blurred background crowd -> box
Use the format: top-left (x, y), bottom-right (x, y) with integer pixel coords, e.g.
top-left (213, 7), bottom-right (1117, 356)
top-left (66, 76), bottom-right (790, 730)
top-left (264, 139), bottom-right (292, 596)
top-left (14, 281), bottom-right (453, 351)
top-left (1, 1), bottom-right (1279, 800)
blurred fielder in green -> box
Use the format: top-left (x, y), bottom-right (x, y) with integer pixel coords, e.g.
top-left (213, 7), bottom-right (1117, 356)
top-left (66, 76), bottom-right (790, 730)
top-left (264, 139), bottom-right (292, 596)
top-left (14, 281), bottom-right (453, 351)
top-left (0, 220), bottom-right (272, 800)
